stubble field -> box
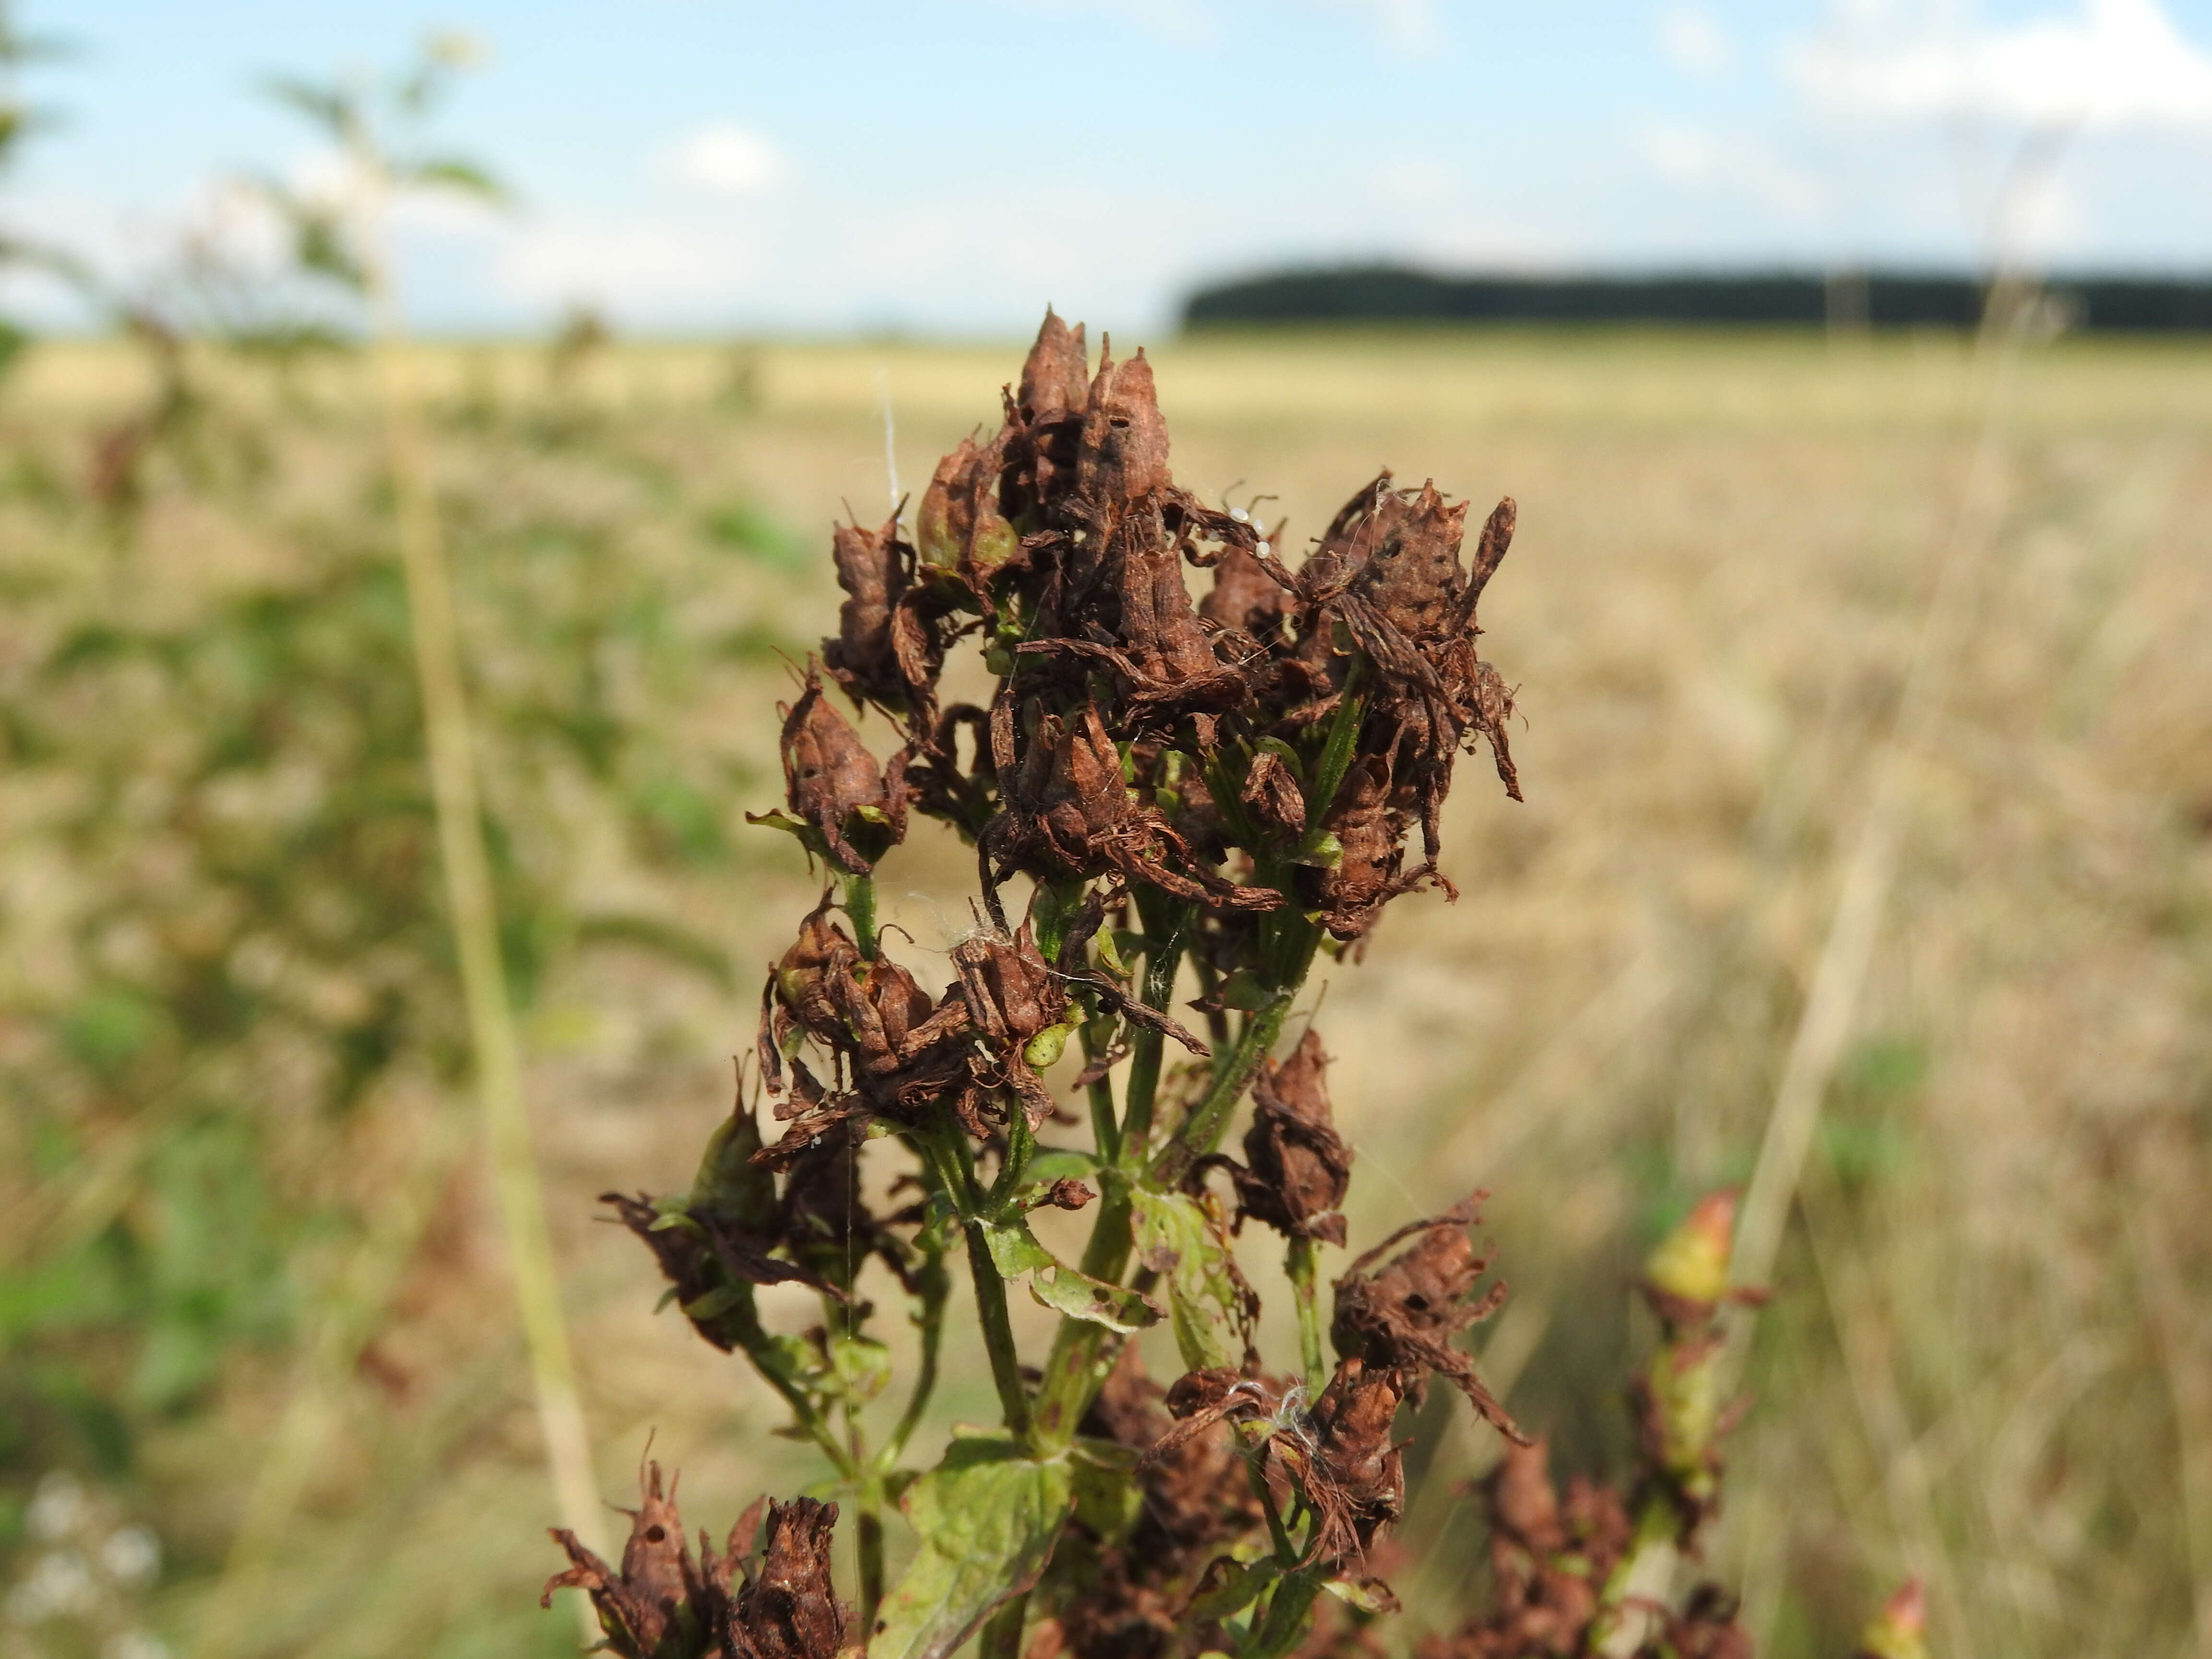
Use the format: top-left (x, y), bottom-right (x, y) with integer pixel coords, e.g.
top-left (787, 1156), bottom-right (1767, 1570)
top-left (5, 326), bottom-right (2209, 1658)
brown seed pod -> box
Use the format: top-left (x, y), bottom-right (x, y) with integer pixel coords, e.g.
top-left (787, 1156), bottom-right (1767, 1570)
top-left (543, 1462), bottom-right (723, 1659)
top-left (1077, 343), bottom-right (1172, 506)
top-left (822, 514), bottom-right (913, 711)
top-left (741, 1498), bottom-right (846, 1659)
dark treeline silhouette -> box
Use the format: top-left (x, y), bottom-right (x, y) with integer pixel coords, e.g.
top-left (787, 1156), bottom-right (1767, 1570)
top-left (1181, 264), bottom-right (2212, 332)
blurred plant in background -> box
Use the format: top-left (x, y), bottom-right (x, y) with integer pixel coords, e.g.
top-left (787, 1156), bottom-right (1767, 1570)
top-left (0, 32), bottom-right (804, 1653)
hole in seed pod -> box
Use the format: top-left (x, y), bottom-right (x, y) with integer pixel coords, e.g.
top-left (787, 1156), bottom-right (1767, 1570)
top-left (645, 1526), bottom-right (666, 1543)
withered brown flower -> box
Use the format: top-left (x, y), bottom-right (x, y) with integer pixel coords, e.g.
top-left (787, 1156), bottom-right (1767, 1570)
top-left (918, 431), bottom-right (1019, 585)
top-left (986, 699), bottom-right (1281, 917)
top-left (544, 1461), bottom-right (697, 1659)
top-left (546, 1465), bottom-right (844, 1659)
top-left (753, 670), bottom-right (908, 876)
top-left (730, 1497), bottom-right (847, 1659)
top-left (1206, 1029), bottom-right (1352, 1246)
top-left (1076, 345), bottom-right (1172, 507)
top-left (1331, 1193), bottom-right (1524, 1442)
top-left (1313, 1358), bottom-right (1408, 1558)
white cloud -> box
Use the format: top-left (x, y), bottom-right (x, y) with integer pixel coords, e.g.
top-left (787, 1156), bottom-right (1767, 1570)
top-left (1791, 0), bottom-right (2212, 128)
top-left (1001, 0), bottom-right (1214, 42)
top-left (499, 216), bottom-right (737, 307)
top-left (1319, 0), bottom-right (1442, 53)
top-left (1657, 5), bottom-right (1731, 76)
top-left (667, 123), bottom-right (784, 195)
top-left (1375, 155), bottom-right (1457, 203)
top-left (1640, 121), bottom-right (1824, 217)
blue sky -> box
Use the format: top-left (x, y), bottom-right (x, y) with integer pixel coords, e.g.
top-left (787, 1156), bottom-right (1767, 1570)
top-left (10, 0), bottom-right (2212, 334)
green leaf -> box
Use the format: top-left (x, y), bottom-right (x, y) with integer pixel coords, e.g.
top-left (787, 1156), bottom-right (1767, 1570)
top-left (1130, 1189), bottom-right (1254, 1372)
top-left (1322, 1575), bottom-right (1400, 1615)
top-left (1069, 1438), bottom-right (1144, 1542)
top-left (980, 1218), bottom-right (1158, 1335)
top-left (827, 1333), bottom-right (890, 1404)
top-left (1021, 1148), bottom-right (1102, 1186)
top-left (874, 1438), bottom-right (1075, 1659)
top-left (1185, 1550), bottom-right (1282, 1623)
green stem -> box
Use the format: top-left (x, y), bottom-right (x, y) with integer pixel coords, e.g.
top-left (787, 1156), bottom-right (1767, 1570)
top-left (1031, 918), bottom-right (1189, 1450)
top-left (841, 870), bottom-right (878, 958)
top-left (1243, 1545), bottom-right (1326, 1659)
top-left (989, 1104), bottom-right (1036, 1209)
top-left (884, 1244), bottom-right (948, 1463)
top-left (962, 1220), bottom-right (1034, 1443)
top-left (1082, 1027), bottom-right (1121, 1166)
top-left (1117, 903), bottom-right (1190, 1162)
top-left (1149, 988), bottom-right (1296, 1189)
top-left (734, 1325), bottom-right (855, 1478)
top-left (1589, 1493), bottom-right (1680, 1654)
top-left (1245, 1446), bottom-right (1297, 1565)
top-left (1286, 1235), bottom-right (1325, 1383)
top-left (857, 1507), bottom-right (885, 1633)
top-left (923, 1127), bottom-right (1034, 1447)
top-left (842, 1399), bottom-right (885, 1631)
top-left (978, 1591), bottom-right (1028, 1659)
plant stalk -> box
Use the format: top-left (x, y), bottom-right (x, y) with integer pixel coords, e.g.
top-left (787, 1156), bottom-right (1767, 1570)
top-left (1286, 1235), bottom-right (1325, 1383)
top-left (1031, 920), bottom-right (1188, 1449)
top-left (356, 145), bottom-right (604, 1597)
top-left (841, 869), bottom-right (879, 959)
top-left (1150, 988), bottom-right (1295, 1188)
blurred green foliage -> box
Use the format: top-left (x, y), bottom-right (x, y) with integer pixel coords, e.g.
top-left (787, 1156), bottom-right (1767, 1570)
top-left (0, 42), bottom-right (804, 1617)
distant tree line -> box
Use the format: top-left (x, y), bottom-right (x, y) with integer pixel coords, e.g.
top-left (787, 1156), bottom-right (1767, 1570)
top-left (1181, 264), bottom-right (2212, 332)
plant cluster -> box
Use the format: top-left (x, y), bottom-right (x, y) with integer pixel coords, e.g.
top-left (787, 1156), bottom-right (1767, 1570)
top-left (548, 315), bottom-right (1873, 1659)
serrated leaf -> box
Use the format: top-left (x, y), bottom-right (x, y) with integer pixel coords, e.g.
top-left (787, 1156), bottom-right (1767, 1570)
top-left (1130, 1189), bottom-right (1254, 1372)
top-left (981, 1218), bottom-right (1158, 1334)
top-left (874, 1439), bottom-right (1075, 1659)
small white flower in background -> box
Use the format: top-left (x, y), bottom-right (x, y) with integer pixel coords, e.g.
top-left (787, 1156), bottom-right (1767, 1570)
top-left (8, 1549), bottom-right (99, 1623)
top-left (27, 1472), bottom-right (86, 1541)
top-left (100, 1527), bottom-right (162, 1590)
top-left (4, 1471), bottom-right (167, 1648)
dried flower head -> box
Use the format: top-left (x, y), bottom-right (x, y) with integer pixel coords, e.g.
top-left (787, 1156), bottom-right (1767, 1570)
top-left (1331, 1193), bottom-right (1523, 1440)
